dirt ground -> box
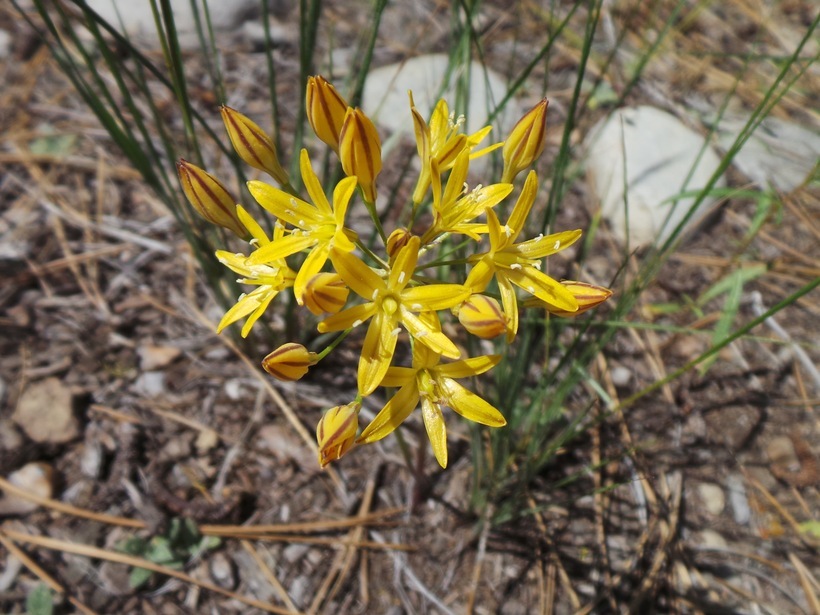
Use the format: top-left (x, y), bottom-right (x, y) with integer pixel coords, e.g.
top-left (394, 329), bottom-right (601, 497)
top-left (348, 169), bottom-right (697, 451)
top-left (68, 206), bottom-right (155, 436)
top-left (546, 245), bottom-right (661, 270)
top-left (1, 1), bottom-right (818, 614)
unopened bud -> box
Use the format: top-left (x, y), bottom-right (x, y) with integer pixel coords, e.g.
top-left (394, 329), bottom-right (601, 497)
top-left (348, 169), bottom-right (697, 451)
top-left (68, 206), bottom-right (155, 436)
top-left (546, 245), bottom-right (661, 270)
top-left (220, 105), bottom-right (289, 186)
top-left (339, 107), bottom-right (382, 203)
top-left (302, 272), bottom-right (349, 315)
top-left (455, 294), bottom-right (507, 339)
top-left (316, 402), bottom-right (360, 468)
top-left (524, 281), bottom-right (612, 317)
top-left (262, 343), bottom-right (317, 381)
top-left (501, 98), bottom-right (548, 183)
top-left (176, 159), bottom-right (246, 237)
top-left (306, 75), bottom-right (349, 153)
top-left (386, 228), bottom-right (413, 260)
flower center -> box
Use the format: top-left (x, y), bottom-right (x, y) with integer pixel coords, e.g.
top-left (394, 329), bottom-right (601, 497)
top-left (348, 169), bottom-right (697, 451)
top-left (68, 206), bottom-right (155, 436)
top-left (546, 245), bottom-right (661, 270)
top-left (381, 295), bottom-right (399, 316)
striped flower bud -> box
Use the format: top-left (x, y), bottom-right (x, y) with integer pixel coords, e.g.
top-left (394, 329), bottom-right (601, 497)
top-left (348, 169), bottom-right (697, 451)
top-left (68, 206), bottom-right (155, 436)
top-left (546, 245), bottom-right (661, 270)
top-left (220, 105), bottom-right (289, 186)
top-left (339, 107), bottom-right (382, 204)
top-left (262, 343), bottom-right (318, 381)
top-left (386, 228), bottom-right (412, 260)
top-left (176, 159), bottom-right (246, 237)
top-left (501, 98), bottom-right (548, 183)
top-left (455, 294), bottom-right (507, 339)
top-left (524, 281), bottom-right (612, 317)
top-left (317, 401), bottom-right (360, 468)
top-left (302, 272), bottom-right (349, 315)
top-left (306, 75), bottom-right (349, 153)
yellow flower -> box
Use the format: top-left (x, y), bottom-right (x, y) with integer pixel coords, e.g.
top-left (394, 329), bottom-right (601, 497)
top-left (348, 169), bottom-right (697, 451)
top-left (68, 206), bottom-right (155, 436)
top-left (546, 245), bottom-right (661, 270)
top-left (466, 171), bottom-right (580, 341)
top-left (317, 401), bottom-right (360, 467)
top-left (409, 93), bottom-right (501, 204)
top-left (501, 98), bottom-right (548, 184)
top-left (339, 107), bottom-right (382, 204)
top-left (246, 149), bottom-right (358, 303)
top-left (420, 149), bottom-right (512, 244)
top-left (220, 106), bottom-right (289, 186)
top-left (318, 236), bottom-right (470, 396)
top-left (262, 343), bottom-right (318, 381)
top-left (523, 281), bottom-right (613, 317)
top-left (303, 272), bottom-right (349, 315)
top-left (216, 207), bottom-right (297, 337)
top-left (358, 322), bottom-right (505, 468)
top-left (454, 294), bottom-right (507, 339)
top-left (306, 75), bottom-right (349, 153)
top-left (176, 159), bottom-right (247, 238)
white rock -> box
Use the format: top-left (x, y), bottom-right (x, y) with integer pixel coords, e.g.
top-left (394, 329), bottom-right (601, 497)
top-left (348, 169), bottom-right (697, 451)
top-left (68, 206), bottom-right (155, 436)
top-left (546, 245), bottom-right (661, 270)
top-left (0, 463), bottom-right (54, 516)
top-left (363, 53), bottom-right (521, 143)
top-left (84, 0), bottom-right (257, 50)
top-left (133, 371), bottom-right (166, 397)
top-left (697, 482), bottom-right (725, 516)
top-left (585, 106), bottom-right (726, 246)
top-left (726, 473), bottom-right (750, 525)
top-left (716, 116), bottom-right (820, 192)
top-left (12, 378), bottom-right (79, 444)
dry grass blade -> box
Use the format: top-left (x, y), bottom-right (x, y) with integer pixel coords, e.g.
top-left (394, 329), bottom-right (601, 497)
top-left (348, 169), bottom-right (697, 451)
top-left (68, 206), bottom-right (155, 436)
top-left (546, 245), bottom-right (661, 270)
top-left (241, 540), bottom-right (299, 612)
top-left (0, 529), bottom-right (97, 615)
top-left (0, 527), bottom-right (301, 615)
top-left (0, 476), bottom-right (146, 529)
top-left (308, 475), bottom-right (376, 614)
top-left (199, 507), bottom-right (404, 535)
top-left (789, 553), bottom-right (820, 614)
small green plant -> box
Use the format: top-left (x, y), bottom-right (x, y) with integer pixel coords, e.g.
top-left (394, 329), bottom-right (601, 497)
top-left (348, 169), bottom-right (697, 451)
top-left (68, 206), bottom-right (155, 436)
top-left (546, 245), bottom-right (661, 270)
top-left (25, 583), bottom-right (54, 615)
top-left (117, 518), bottom-right (220, 589)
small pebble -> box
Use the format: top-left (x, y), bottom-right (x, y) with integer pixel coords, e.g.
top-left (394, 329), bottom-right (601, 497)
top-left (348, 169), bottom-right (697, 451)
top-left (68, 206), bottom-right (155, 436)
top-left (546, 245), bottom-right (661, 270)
top-left (696, 482), bottom-right (725, 516)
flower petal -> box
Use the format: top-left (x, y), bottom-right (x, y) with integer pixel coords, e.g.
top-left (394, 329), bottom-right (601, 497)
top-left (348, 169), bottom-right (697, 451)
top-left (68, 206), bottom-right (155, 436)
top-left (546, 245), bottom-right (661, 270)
top-left (294, 243), bottom-right (331, 303)
top-left (299, 149), bottom-right (332, 216)
top-left (439, 378), bottom-right (507, 427)
top-left (247, 181), bottom-right (321, 228)
top-left (388, 236), bottom-right (420, 290)
top-left (333, 176), bottom-right (359, 228)
top-left (436, 355), bottom-right (501, 379)
top-left (330, 249), bottom-right (386, 299)
top-left (358, 310), bottom-right (399, 396)
top-left (317, 302), bottom-right (376, 333)
top-left (421, 397), bottom-right (448, 468)
top-left (358, 381), bottom-right (420, 443)
top-left (401, 284), bottom-right (470, 312)
top-left (515, 229), bottom-right (582, 259)
top-left (497, 275), bottom-right (519, 342)
top-left (247, 233), bottom-right (316, 265)
top-left (401, 308), bottom-right (460, 358)
top-left (506, 170), bottom-right (538, 240)
top-left (506, 267), bottom-right (578, 313)
top-left (379, 366), bottom-right (417, 389)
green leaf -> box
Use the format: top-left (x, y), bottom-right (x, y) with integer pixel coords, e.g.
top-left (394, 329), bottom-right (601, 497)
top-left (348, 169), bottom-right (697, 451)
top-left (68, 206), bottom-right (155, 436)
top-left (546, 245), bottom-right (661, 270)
top-left (25, 583), bottom-right (54, 615)
top-left (29, 133), bottom-right (77, 157)
top-left (799, 520), bottom-right (820, 539)
top-left (129, 566), bottom-right (154, 589)
top-left (697, 265), bottom-right (766, 306)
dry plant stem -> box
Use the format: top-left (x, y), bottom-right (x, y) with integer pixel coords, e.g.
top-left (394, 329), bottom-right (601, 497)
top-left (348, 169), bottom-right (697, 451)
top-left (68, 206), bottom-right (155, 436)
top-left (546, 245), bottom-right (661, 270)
top-left (590, 421), bottom-right (617, 613)
top-left (308, 475), bottom-right (376, 614)
top-left (790, 554), bottom-right (820, 606)
top-left (200, 508), bottom-right (403, 535)
top-left (0, 476), bottom-right (145, 529)
top-left (0, 527), bottom-right (300, 615)
top-left (0, 530), bottom-right (97, 615)
top-left (465, 503), bottom-right (494, 614)
top-left (750, 291), bottom-right (820, 392)
top-left (747, 475), bottom-right (818, 547)
top-left (241, 540), bottom-right (299, 612)
top-left (627, 472), bottom-right (682, 613)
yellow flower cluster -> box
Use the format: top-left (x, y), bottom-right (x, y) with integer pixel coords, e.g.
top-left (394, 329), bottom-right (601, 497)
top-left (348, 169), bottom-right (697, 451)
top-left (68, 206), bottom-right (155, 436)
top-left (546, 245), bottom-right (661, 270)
top-left (178, 76), bottom-right (612, 469)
